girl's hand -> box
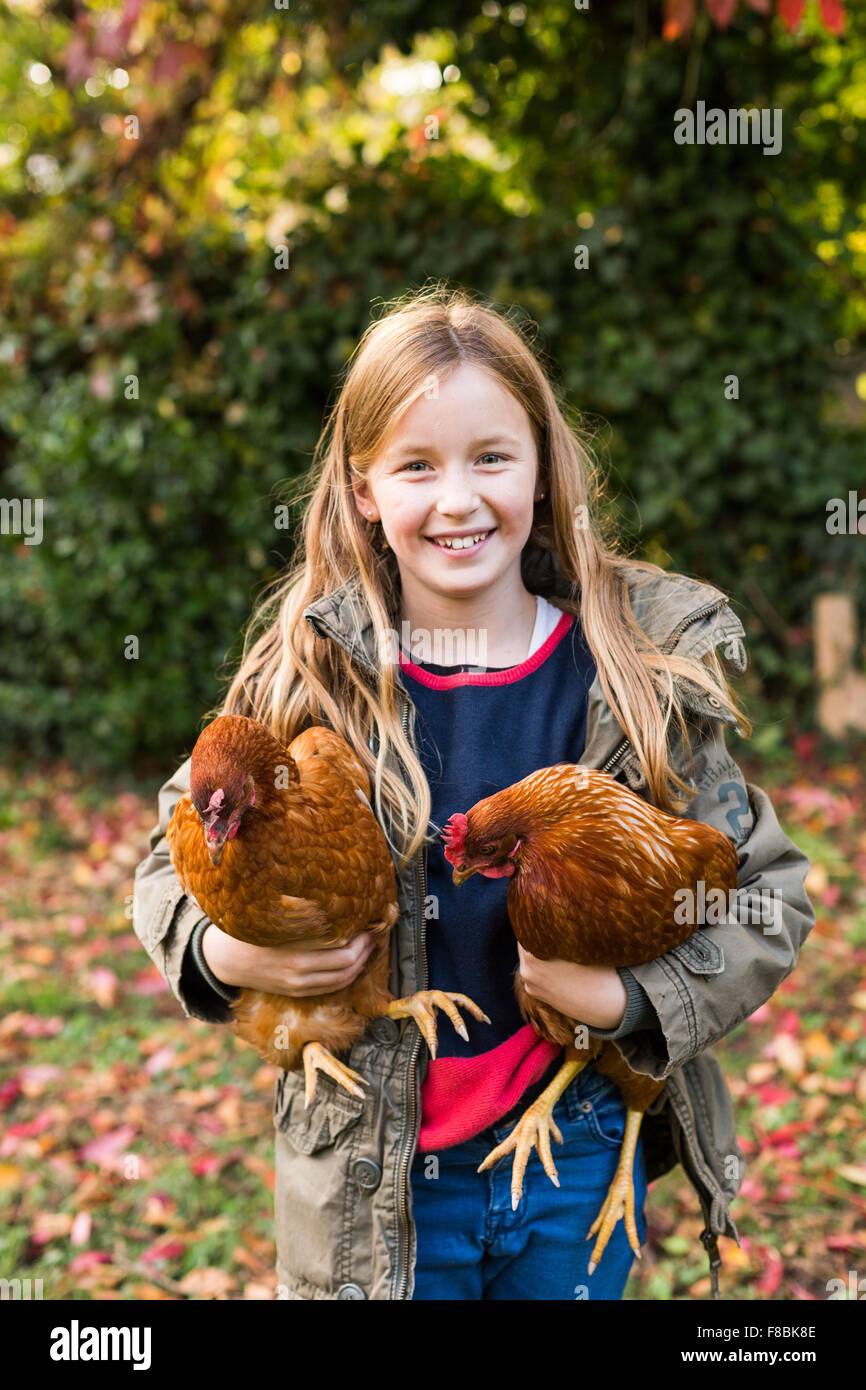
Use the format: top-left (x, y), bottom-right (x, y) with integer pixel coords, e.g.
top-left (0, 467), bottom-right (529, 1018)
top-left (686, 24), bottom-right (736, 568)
top-left (517, 943), bottom-right (627, 1030)
top-left (202, 924), bottom-right (376, 997)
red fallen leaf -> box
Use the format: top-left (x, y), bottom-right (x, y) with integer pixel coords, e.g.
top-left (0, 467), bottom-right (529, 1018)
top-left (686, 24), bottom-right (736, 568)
top-left (165, 1129), bottom-right (197, 1153)
top-left (827, 1233), bottom-right (866, 1251)
top-left (196, 1114), bottom-right (225, 1135)
top-left (70, 1211), bottom-right (92, 1246)
top-left (748, 1002), bottom-right (772, 1025)
top-left (66, 914), bottom-right (87, 936)
top-left (79, 1125), bottom-right (137, 1165)
top-left (739, 1177), bottom-right (766, 1201)
top-left (755, 1083), bottom-right (796, 1106)
top-left (142, 1238), bottom-right (186, 1265)
top-left (69, 1251), bottom-right (111, 1274)
top-left (0, 1079), bottom-right (22, 1109)
top-left (769, 1181), bottom-right (799, 1202)
top-left (766, 1120), bottom-right (811, 1145)
top-left (145, 1047), bottom-right (175, 1077)
top-left (191, 1154), bottom-right (225, 1176)
top-left (131, 969), bottom-right (169, 996)
top-left (0, 1013), bottom-right (63, 1039)
top-left (794, 733), bottom-right (818, 759)
top-left (777, 1009), bottom-right (801, 1035)
top-left (820, 0), bottom-right (845, 33)
top-left (755, 1246), bottom-right (784, 1294)
top-left (769, 1141), bottom-right (801, 1160)
top-left (6, 1109), bottom-right (56, 1139)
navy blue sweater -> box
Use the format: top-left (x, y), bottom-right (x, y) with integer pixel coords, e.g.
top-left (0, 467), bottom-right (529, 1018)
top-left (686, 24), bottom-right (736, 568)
top-left (399, 606), bottom-right (597, 1061)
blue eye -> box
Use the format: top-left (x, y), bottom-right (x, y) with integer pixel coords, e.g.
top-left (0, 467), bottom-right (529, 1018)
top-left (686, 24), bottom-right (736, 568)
top-left (398, 453), bottom-right (505, 471)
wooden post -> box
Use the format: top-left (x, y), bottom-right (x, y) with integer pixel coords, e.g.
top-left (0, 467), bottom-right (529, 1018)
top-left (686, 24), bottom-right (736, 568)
top-left (814, 594), bottom-right (866, 737)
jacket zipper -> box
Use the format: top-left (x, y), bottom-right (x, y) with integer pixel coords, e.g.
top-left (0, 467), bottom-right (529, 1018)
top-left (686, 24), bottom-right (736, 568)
top-left (394, 694), bottom-right (426, 1301)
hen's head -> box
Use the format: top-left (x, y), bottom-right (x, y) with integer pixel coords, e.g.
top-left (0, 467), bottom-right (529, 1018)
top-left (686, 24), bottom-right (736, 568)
top-left (189, 718), bottom-right (260, 865)
top-left (441, 811), bottom-right (522, 885)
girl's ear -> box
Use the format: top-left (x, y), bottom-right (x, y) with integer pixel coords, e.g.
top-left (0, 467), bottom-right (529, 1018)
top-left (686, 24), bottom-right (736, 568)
top-left (350, 473), bottom-right (374, 517)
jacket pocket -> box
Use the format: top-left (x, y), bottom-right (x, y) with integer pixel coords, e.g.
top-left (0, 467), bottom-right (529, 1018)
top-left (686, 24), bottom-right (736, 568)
top-left (273, 1069), bottom-right (370, 1300)
top-left (274, 1069), bottom-right (365, 1153)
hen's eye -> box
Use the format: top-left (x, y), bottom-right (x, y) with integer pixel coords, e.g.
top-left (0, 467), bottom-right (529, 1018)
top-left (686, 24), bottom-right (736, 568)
top-left (481, 843), bottom-right (497, 855)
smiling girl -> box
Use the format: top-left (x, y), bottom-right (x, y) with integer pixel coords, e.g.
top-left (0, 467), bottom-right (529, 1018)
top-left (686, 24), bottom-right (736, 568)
top-left (134, 284), bottom-right (813, 1301)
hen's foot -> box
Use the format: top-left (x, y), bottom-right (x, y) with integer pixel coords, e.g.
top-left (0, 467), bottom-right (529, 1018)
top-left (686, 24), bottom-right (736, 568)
top-left (301, 1041), bottom-right (367, 1110)
top-left (378, 991), bottom-right (491, 1059)
top-left (477, 1053), bottom-right (589, 1210)
top-left (586, 1108), bottom-right (644, 1273)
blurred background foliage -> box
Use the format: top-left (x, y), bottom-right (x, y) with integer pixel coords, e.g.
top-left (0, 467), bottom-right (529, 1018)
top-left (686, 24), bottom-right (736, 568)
top-left (1, 0), bottom-right (864, 771)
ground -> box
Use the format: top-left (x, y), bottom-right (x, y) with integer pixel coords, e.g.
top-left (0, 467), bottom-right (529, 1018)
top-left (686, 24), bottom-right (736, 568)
top-left (1, 740), bottom-right (864, 1301)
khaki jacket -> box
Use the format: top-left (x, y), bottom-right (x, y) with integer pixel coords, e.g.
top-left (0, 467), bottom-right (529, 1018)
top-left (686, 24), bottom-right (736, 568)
top-left (133, 545), bottom-right (815, 1300)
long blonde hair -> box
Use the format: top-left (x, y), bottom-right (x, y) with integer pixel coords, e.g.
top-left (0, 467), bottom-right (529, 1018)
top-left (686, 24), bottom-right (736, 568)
top-left (216, 283), bottom-right (749, 872)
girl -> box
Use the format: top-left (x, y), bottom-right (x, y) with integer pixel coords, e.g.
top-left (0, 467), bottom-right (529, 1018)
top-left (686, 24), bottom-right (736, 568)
top-left (134, 284), bottom-right (814, 1301)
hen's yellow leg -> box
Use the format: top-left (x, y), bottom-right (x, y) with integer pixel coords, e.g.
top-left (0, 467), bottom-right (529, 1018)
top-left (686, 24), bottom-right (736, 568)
top-left (376, 992), bottom-right (491, 1059)
top-left (477, 1049), bottom-right (590, 1210)
top-left (302, 1041), bottom-right (367, 1109)
top-left (586, 1108), bottom-right (644, 1273)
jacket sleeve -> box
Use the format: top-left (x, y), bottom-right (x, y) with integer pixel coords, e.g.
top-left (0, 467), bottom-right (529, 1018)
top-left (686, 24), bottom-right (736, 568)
top-left (133, 756), bottom-right (237, 1025)
top-left (602, 715), bottom-right (816, 1082)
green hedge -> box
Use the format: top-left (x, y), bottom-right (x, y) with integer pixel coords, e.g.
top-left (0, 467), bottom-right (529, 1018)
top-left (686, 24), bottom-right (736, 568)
top-left (1, 1), bottom-right (864, 768)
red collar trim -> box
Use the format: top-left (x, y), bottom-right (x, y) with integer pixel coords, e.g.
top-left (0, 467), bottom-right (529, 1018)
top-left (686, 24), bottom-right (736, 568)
top-left (398, 610), bottom-right (574, 689)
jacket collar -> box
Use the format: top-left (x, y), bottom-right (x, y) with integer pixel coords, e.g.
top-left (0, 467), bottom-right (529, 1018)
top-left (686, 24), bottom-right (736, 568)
top-left (302, 539), bottom-right (731, 674)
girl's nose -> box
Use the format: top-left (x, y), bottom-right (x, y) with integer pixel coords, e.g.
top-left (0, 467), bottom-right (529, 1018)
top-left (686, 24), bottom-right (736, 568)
top-left (435, 484), bottom-right (480, 515)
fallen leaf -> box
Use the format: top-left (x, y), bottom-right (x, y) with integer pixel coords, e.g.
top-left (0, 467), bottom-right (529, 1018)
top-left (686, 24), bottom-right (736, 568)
top-left (177, 1267), bottom-right (237, 1297)
top-left (70, 1211), bottom-right (92, 1246)
top-left (79, 1125), bottom-right (137, 1166)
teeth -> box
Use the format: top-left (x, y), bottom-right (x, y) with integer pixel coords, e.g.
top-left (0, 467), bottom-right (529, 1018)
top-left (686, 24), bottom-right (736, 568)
top-left (433, 531), bottom-right (490, 549)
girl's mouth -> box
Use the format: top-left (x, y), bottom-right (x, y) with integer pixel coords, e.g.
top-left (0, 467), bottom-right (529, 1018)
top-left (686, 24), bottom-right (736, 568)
top-left (425, 529), bottom-right (495, 556)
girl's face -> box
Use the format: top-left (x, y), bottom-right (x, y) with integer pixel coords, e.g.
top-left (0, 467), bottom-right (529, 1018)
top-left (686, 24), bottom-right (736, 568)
top-left (353, 363), bottom-right (543, 604)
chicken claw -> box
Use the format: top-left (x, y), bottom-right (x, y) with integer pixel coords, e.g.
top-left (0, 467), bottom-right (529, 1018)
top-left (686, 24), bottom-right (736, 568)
top-left (302, 1041), bottom-right (368, 1110)
top-left (477, 1051), bottom-right (589, 1210)
top-left (378, 991), bottom-right (491, 1059)
top-left (586, 1108), bottom-right (644, 1273)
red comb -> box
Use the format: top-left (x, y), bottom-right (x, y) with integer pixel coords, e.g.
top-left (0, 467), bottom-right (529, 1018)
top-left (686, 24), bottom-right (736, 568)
top-left (441, 812), bottom-right (469, 865)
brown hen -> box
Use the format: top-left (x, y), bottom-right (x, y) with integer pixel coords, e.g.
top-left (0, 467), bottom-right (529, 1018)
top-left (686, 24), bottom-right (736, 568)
top-left (167, 715), bottom-right (489, 1106)
top-left (442, 764), bottom-right (739, 1274)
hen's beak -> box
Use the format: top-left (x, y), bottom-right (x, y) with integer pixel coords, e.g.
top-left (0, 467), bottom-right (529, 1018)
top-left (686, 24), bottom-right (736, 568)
top-left (452, 865), bottom-right (478, 886)
top-left (204, 818), bottom-right (231, 865)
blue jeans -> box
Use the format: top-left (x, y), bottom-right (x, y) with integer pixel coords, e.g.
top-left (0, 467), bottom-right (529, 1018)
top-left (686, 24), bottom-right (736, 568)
top-left (410, 1064), bottom-right (648, 1300)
